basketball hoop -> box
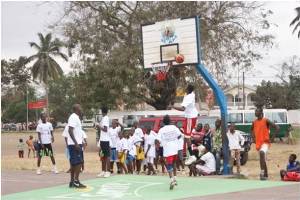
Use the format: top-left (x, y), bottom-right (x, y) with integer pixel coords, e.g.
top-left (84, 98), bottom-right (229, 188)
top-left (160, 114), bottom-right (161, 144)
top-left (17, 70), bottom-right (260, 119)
top-left (150, 62), bottom-right (172, 81)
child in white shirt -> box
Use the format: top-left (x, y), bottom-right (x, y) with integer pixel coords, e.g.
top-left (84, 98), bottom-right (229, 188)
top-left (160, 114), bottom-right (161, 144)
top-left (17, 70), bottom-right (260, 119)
top-left (126, 130), bottom-right (136, 174)
top-left (116, 131), bottom-right (128, 174)
top-left (227, 123), bottom-right (245, 174)
top-left (144, 128), bottom-right (157, 175)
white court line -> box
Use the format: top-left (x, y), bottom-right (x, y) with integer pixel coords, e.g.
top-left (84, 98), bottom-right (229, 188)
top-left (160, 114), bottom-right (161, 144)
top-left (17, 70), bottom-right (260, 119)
top-left (134, 182), bottom-right (164, 197)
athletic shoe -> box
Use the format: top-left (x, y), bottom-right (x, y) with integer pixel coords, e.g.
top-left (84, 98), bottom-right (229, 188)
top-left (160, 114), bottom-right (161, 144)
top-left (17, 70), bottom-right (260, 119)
top-left (104, 171), bottom-right (111, 178)
top-left (260, 173), bottom-right (268, 181)
top-left (53, 166), bottom-right (59, 174)
top-left (169, 180), bottom-right (176, 190)
top-left (185, 155), bottom-right (196, 166)
top-left (73, 181), bottom-right (87, 188)
top-left (69, 181), bottom-right (74, 188)
top-left (36, 168), bottom-right (42, 175)
top-left (97, 171), bottom-right (105, 177)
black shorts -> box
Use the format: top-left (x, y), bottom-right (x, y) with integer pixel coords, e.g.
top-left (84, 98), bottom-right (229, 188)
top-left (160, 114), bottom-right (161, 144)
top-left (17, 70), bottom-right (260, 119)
top-left (37, 143), bottom-right (53, 157)
top-left (68, 144), bottom-right (83, 166)
top-left (100, 141), bottom-right (110, 157)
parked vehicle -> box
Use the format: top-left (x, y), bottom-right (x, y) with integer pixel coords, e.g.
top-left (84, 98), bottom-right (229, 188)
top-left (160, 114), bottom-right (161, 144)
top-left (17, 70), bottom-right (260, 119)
top-left (138, 116), bottom-right (186, 133)
top-left (82, 119), bottom-right (95, 128)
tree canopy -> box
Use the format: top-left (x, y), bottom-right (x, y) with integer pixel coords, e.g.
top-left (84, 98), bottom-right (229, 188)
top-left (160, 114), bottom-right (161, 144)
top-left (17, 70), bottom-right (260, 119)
top-left (54, 1), bottom-right (274, 110)
top-left (254, 56), bottom-right (300, 109)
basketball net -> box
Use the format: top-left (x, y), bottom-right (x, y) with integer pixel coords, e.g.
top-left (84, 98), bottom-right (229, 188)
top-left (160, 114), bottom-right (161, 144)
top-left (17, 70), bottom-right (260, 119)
top-left (150, 62), bottom-right (172, 81)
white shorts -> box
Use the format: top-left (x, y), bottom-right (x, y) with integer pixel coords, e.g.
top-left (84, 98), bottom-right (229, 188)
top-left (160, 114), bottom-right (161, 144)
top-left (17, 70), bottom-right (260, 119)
top-left (259, 143), bottom-right (269, 153)
top-left (146, 156), bottom-right (154, 164)
top-left (195, 165), bottom-right (215, 174)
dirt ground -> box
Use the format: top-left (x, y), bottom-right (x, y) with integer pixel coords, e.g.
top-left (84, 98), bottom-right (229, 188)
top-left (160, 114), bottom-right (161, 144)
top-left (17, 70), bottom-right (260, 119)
top-left (1, 128), bottom-right (300, 181)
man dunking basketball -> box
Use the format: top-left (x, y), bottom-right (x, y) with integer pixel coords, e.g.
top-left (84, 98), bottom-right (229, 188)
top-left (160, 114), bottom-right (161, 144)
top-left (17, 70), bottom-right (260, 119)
top-left (171, 84), bottom-right (199, 164)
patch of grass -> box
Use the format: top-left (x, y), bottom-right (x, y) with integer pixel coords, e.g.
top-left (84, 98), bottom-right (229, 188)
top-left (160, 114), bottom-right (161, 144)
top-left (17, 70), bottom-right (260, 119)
top-left (292, 126), bottom-right (300, 138)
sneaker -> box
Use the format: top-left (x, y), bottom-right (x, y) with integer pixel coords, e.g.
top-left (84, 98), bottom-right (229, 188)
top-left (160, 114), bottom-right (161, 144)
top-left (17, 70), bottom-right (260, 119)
top-left (69, 181), bottom-right (74, 188)
top-left (260, 173), bottom-right (268, 181)
top-left (169, 180), bottom-right (176, 190)
top-left (97, 171), bottom-right (105, 177)
top-left (185, 155), bottom-right (196, 166)
top-left (36, 168), bottom-right (42, 175)
top-left (53, 166), bottom-right (59, 174)
top-left (73, 180), bottom-right (87, 188)
top-left (104, 171), bottom-right (111, 178)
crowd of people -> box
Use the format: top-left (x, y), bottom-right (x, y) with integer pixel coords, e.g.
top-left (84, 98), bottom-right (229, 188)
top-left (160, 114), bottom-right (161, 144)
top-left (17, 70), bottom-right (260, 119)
top-left (15, 84), bottom-right (299, 190)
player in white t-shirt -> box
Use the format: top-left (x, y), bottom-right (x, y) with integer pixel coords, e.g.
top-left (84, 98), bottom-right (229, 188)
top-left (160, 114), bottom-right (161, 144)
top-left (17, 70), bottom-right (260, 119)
top-left (144, 127), bottom-right (157, 175)
top-left (116, 131), bottom-right (128, 174)
top-left (66, 104), bottom-right (86, 188)
top-left (36, 113), bottom-right (58, 175)
top-left (132, 121), bottom-right (144, 174)
top-left (158, 115), bottom-right (182, 190)
top-left (171, 84), bottom-right (199, 165)
top-left (108, 119), bottom-right (122, 173)
top-left (126, 130), bottom-right (136, 174)
top-left (96, 106), bottom-right (111, 178)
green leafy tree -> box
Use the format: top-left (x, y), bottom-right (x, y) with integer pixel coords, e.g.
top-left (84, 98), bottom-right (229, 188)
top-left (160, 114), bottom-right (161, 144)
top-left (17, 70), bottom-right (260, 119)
top-left (1, 57), bottom-right (37, 123)
top-left (28, 33), bottom-right (68, 112)
top-left (290, 7), bottom-right (300, 38)
top-left (55, 1), bottom-right (274, 110)
top-left (254, 56), bottom-right (300, 109)
top-left (48, 74), bottom-right (76, 122)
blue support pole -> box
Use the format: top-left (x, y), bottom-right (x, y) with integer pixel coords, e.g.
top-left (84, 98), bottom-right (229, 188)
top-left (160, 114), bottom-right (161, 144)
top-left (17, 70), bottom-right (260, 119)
top-left (195, 16), bottom-right (230, 175)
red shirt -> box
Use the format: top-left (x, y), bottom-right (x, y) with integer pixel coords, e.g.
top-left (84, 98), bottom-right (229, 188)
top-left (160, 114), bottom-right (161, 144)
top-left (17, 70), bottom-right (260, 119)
top-left (191, 128), bottom-right (204, 143)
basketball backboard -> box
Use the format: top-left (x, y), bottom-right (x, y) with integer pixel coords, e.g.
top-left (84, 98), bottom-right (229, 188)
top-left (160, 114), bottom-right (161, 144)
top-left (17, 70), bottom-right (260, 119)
top-left (141, 17), bottom-right (200, 69)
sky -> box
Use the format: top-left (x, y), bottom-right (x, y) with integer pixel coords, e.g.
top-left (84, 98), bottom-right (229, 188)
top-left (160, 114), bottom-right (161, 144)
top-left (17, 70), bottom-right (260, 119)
top-left (1, 1), bottom-right (300, 86)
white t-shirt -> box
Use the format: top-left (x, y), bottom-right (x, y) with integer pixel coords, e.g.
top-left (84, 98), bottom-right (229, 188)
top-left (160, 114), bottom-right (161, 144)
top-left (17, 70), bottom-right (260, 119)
top-left (144, 131), bottom-right (156, 158)
top-left (36, 122), bottom-right (53, 144)
top-left (66, 113), bottom-right (84, 145)
top-left (177, 133), bottom-right (184, 150)
top-left (109, 126), bottom-right (121, 148)
top-left (133, 127), bottom-right (144, 146)
top-left (158, 125), bottom-right (182, 157)
top-left (127, 136), bottom-right (136, 156)
top-left (227, 130), bottom-right (245, 150)
top-left (100, 115), bottom-right (110, 142)
top-left (200, 152), bottom-right (216, 172)
top-left (181, 92), bottom-right (198, 118)
top-left (116, 138), bottom-right (128, 152)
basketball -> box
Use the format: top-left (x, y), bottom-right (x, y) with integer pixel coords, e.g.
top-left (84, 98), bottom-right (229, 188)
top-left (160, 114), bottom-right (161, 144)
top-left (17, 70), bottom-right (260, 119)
top-left (175, 54), bottom-right (184, 64)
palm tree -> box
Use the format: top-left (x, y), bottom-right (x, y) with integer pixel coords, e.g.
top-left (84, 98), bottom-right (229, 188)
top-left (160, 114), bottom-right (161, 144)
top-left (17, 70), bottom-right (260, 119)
top-left (28, 33), bottom-right (68, 113)
top-left (290, 7), bottom-right (300, 39)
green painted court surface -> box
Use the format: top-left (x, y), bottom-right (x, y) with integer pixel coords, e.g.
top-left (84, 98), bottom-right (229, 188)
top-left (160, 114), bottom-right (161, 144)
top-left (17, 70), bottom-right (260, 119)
top-left (2, 175), bottom-right (294, 200)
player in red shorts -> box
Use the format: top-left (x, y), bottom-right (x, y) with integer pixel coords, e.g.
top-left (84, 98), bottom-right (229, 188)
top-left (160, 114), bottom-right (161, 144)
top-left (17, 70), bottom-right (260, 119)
top-left (157, 115), bottom-right (182, 190)
top-left (171, 84), bottom-right (199, 164)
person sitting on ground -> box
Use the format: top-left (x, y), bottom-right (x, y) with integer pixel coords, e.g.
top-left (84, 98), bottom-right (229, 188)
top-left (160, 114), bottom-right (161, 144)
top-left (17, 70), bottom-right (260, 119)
top-left (189, 144), bottom-right (216, 176)
top-left (26, 135), bottom-right (36, 158)
top-left (280, 154), bottom-right (300, 180)
top-left (17, 138), bottom-right (25, 158)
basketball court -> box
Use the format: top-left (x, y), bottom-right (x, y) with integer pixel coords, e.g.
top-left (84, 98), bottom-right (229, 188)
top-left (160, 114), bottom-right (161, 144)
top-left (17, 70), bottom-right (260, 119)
top-left (2, 170), bottom-right (299, 200)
